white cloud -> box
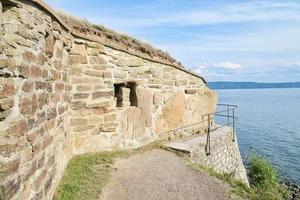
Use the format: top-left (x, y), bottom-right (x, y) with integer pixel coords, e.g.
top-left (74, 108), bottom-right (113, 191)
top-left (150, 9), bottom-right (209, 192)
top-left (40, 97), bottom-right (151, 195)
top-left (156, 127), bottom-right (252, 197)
top-left (86, 1), bottom-right (300, 28)
top-left (214, 61), bottom-right (243, 70)
top-left (196, 61), bottom-right (243, 70)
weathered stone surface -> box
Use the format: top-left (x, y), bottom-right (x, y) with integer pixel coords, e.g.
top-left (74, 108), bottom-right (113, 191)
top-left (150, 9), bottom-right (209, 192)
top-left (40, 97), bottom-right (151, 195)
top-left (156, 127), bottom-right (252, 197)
top-left (45, 34), bottom-right (55, 57)
top-left (175, 80), bottom-right (187, 86)
top-left (136, 87), bottom-right (153, 127)
top-left (76, 85), bottom-right (91, 92)
top-left (92, 91), bottom-right (114, 99)
top-left (73, 93), bottom-right (89, 100)
top-left (84, 70), bottom-right (104, 77)
top-left (69, 55), bottom-right (87, 64)
top-left (0, 78), bottom-right (14, 98)
top-left (117, 58), bottom-right (143, 67)
top-left (156, 91), bottom-right (186, 134)
top-left (72, 43), bottom-right (86, 54)
top-left (0, 2), bottom-right (220, 200)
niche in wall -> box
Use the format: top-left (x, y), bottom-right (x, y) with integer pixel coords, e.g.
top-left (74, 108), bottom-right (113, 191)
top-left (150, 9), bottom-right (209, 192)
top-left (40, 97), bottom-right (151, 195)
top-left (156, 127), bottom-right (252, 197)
top-left (114, 82), bottom-right (138, 107)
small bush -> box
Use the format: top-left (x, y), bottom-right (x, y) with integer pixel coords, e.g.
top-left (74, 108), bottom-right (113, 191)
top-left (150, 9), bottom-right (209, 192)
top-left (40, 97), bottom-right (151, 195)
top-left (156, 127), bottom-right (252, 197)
top-left (248, 154), bottom-right (289, 200)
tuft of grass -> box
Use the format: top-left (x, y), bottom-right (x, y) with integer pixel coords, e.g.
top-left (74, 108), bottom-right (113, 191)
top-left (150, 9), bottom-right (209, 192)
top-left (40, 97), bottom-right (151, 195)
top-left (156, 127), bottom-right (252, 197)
top-left (189, 163), bottom-right (250, 198)
top-left (189, 154), bottom-right (290, 200)
top-left (54, 141), bottom-right (163, 200)
top-left (248, 154), bottom-right (290, 200)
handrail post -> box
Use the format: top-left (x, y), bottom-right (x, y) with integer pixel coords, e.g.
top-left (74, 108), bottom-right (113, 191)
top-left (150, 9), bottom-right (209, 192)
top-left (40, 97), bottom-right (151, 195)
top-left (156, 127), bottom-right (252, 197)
top-left (205, 114), bottom-right (211, 155)
top-left (227, 105), bottom-right (229, 125)
top-left (232, 109), bottom-right (235, 142)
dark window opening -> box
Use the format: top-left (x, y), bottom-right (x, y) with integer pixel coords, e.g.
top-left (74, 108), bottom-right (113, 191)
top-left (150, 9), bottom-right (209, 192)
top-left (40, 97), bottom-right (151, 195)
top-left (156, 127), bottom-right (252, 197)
top-left (127, 82), bottom-right (138, 107)
top-left (114, 83), bottom-right (125, 107)
top-left (114, 82), bottom-right (138, 107)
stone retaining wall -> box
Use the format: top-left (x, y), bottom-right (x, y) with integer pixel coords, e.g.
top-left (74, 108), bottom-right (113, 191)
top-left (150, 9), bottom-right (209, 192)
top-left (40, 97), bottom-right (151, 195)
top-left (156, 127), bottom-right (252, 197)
top-left (0, 1), bottom-right (217, 199)
top-left (190, 131), bottom-right (249, 185)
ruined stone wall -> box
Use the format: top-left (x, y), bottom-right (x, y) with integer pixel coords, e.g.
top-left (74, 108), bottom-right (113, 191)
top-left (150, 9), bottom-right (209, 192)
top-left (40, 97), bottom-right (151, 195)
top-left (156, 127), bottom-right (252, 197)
top-left (0, 0), bottom-right (217, 199)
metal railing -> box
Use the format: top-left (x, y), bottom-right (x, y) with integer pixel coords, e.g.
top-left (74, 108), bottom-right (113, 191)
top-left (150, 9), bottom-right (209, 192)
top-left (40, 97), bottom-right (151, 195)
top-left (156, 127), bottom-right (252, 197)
top-left (202, 104), bottom-right (238, 155)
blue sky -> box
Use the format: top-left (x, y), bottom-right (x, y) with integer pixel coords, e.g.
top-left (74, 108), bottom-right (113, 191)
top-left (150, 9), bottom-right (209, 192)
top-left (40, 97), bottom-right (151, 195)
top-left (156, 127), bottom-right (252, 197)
top-left (45, 0), bottom-right (300, 82)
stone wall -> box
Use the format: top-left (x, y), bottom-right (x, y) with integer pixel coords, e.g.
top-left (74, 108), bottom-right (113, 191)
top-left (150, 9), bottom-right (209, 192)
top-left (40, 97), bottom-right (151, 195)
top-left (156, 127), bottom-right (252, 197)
top-left (0, 0), bottom-right (217, 199)
top-left (190, 128), bottom-right (249, 185)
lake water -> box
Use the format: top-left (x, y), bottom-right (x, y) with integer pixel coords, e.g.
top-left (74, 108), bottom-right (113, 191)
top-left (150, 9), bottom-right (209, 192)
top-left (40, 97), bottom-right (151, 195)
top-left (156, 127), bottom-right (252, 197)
top-left (215, 88), bottom-right (300, 183)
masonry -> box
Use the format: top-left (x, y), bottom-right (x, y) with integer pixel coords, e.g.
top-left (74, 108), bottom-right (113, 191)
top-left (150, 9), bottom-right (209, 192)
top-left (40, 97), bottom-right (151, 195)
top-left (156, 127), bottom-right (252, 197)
top-left (0, 0), bottom-right (222, 199)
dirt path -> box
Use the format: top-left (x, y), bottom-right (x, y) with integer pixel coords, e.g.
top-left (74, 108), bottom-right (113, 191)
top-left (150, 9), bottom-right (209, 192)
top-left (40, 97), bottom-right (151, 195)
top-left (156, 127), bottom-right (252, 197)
top-left (100, 149), bottom-right (235, 200)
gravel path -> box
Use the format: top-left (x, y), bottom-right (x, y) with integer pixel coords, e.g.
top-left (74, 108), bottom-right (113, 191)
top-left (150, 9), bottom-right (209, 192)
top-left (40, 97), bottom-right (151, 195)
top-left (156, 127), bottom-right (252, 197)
top-left (100, 149), bottom-right (235, 200)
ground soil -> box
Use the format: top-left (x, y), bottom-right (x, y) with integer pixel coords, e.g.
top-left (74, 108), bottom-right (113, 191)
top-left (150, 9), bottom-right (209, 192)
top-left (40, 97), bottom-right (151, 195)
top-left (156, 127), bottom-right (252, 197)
top-left (100, 149), bottom-right (235, 200)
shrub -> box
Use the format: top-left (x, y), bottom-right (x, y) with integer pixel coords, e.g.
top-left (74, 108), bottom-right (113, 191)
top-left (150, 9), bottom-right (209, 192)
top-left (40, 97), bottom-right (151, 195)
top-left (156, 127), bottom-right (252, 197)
top-left (248, 154), bottom-right (289, 200)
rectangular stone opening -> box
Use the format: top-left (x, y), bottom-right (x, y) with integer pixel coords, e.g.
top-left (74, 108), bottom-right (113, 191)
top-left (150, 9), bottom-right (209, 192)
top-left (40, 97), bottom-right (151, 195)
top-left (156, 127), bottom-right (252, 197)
top-left (114, 83), bottom-right (125, 107)
top-left (114, 82), bottom-right (138, 107)
top-left (127, 82), bottom-right (138, 107)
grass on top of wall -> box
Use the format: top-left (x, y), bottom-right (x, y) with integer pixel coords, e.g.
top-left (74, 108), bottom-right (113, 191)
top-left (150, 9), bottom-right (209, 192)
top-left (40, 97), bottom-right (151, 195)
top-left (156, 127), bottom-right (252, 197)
top-left (54, 142), bottom-right (163, 200)
top-left (189, 154), bottom-right (290, 200)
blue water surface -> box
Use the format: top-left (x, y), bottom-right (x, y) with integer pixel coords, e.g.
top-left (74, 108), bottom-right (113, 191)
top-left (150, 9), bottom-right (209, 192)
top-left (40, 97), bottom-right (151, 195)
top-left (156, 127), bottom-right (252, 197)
top-left (215, 88), bottom-right (300, 183)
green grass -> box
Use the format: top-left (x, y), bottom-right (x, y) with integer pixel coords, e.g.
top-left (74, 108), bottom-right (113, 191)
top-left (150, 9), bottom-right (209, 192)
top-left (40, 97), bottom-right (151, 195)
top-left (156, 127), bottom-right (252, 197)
top-left (189, 154), bottom-right (290, 200)
top-left (55, 142), bottom-right (290, 200)
top-left (54, 141), bottom-right (162, 200)
top-left (189, 162), bottom-right (250, 198)
top-left (248, 154), bottom-right (290, 200)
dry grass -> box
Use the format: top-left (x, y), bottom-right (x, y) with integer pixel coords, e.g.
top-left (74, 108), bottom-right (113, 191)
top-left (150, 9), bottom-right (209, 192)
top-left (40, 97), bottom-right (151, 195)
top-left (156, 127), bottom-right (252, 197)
top-left (56, 12), bottom-right (179, 66)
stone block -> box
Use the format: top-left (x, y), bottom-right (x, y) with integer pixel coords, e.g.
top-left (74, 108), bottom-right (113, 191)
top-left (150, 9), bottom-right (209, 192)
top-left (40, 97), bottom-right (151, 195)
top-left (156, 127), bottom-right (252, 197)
top-left (0, 59), bottom-right (15, 71)
top-left (72, 43), bottom-right (86, 54)
top-left (38, 93), bottom-right (48, 109)
top-left (1, 176), bottom-right (21, 200)
top-left (0, 98), bottom-right (14, 111)
top-left (84, 70), bottom-right (104, 77)
top-left (0, 109), bottom-right (11, 120)
top-left (69, 55), bottom-right (87, 64)
top-left (22, 80), bottom-right (34, 93)
top-left (0, 78), bottom-right (14, 98)
top-left (47, 107), bottom-right (57, 120)
top-left (76, 85), bottom-right (91, 92)
top-left (73, 125), bottom-right (95, 132)
top-left (175, 80), bottom-right (187, 86)
top-left (70, 101), bottom-right (87, 110)
top-left (18, 64), bottom-right (31, 77)
top-left (45, 34), bottom-right (55, 57)
top-left (117, 58), bottom-right (143, 67)
top-left (30, 65), bottom-right (43, 77)
top-left (58, 105), bottom-right (67, 115)
top-left (73, 93), bottom-right (89, 100)
top-left (103, 72), bottom-right (112, 78)
top-left (70, 118), bottom-right (88, 126)
top-left (0, 138), bottom-right (18, 157)
top-left (92, 91), bottom-right (114, 99)
top-left (55, 82), bottom-right (64, 91)
top-left (104, 113), bottom-right (117, 122)
top-left (89, 56), bottom-right (107, 64)
top-left (113, 71), bottom-right (127, 79)
top-left (87, 101), bottom-right (111, 108)
top-left (101, 123), bottom-right (118, 132)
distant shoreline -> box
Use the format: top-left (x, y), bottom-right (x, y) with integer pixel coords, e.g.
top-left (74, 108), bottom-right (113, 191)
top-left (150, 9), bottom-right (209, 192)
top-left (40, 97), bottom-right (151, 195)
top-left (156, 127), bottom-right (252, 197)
top-left (208, 82), bottom-right (300, 90)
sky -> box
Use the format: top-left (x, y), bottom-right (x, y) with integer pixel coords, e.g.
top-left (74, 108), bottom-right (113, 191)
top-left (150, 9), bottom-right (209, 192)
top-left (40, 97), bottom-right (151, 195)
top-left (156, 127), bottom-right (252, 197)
top-left (45, 0), bottom-right (300, 82)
